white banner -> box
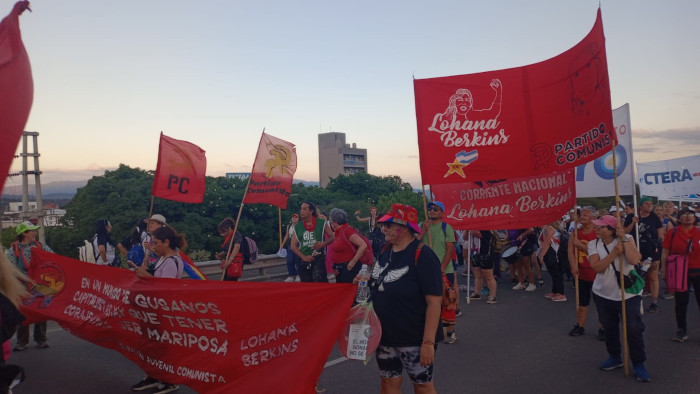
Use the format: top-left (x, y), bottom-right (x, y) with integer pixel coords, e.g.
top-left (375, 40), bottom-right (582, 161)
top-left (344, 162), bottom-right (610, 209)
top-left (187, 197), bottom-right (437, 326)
top-left (574, 104), bottom-right (634, 197)
top-left (637, 155), bottom-right (700, 198)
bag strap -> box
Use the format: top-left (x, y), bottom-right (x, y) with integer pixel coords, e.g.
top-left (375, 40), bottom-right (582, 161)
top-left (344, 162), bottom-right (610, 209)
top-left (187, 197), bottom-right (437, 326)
top-left (369, 241), bottom-right (423, 302)
top-left (670, 227), bottom-right (693, 255)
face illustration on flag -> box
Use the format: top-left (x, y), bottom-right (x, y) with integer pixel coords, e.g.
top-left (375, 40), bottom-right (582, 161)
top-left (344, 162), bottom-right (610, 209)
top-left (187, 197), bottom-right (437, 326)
top-left (243, 133), bottom-right (297, 209)
top-left (415, 8), bottom-right (615, 184)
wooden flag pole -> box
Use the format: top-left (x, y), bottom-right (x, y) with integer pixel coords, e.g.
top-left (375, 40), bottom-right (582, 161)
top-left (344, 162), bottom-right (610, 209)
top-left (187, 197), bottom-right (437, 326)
top-left (572, 204), bottom-right (580, 313)
top-left (421, 185), bottom-right (433, 248)
top-left (611, 140), bottom-right (630, 377)
top-left (221, 175), bottom-right (253, 281)
top-left (278, 207), bottom-right (283, 249)
top-left (466, 231), bottom-right (472, 305)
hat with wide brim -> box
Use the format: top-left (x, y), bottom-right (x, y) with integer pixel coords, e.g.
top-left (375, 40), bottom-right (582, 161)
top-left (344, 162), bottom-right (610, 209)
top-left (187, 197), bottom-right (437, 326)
top-left (592, 215), bottom-right (619, 228)
top-left (16, 221), bottom-right (39, 235)
top-left (377, 203), bottom-right (422, 234)
top-left (146, 214), bottom-right (167, 224)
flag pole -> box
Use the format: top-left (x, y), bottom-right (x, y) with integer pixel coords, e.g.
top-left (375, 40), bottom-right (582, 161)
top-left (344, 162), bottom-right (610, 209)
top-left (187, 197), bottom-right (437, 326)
top-left (421, 184), bottom-right (433, 248)
top-left (222, 190), bottom-right (249, 281)
top-left (278, 207), bottom-right (283, 249)
top-left (612, 140), bottom-right (630, 377)
top-left (466, 231), bottom-right (472, 305)
top-left (572, 204), bottom-right (580, 314)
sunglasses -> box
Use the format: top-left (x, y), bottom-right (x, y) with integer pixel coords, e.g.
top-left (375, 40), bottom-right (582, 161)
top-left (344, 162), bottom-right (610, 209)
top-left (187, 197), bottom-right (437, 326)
top-left (429, 207), bottom-right (442, 212)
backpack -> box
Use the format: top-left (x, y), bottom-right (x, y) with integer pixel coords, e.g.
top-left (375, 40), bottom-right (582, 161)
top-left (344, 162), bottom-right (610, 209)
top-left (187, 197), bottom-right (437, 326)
top-left (339, 226), bottom-right (374, 265)
top-left (127, 244), bottom-right (145, 266)
top-left (10, 241), bottom-right (42, 271)
top-left (240, 236), bottom-right (258, 264)
top-left (490, 230), bottom-right (509, 253)
top-left (77, 236), bottom-right (96, 263)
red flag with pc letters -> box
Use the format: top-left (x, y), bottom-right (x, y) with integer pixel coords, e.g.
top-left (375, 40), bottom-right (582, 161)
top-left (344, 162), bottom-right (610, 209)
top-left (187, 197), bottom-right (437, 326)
top-left (152, 132), bottom-right (207, 203)
top-left (414, 8), bottom-right (615, 185)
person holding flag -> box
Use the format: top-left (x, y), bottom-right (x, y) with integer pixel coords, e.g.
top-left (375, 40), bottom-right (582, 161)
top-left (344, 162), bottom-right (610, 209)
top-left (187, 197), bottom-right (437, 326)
top-left (290, 202), bottom-right (334, 283)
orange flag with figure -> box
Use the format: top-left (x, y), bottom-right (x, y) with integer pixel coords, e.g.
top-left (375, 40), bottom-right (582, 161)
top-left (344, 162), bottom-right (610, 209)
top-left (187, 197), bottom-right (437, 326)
top-left (152, 132), bottom-right (207, 203)
top-left (0, 1), bottom-right (33, 192)
top-left (243, 132), bottom-right (297, 209)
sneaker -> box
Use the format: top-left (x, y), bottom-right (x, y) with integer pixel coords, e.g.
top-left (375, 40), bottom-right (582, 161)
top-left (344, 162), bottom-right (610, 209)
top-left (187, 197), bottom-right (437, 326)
top-left (480, 287), bottom-right (490, 296)
top-left (455, 308), bottom-right (462, 317)
top-left (154, 383), bottom-right (180, 394)
top-left (13, 344), bottom-right (28, 351)
top-left (672, 329), bottom-right (688, 342)
top-left (552, 294), bottom-right (567, 302)
top-left (662, 292), bottom-right (675, 300)
top-left (597, 328), bottom-right (606, 341)
top-left (544, 292), bottom-right (555, 299)
top-left (633, 364), bottom-right (651, 382)
top-left (460, 271), bottom-right (470, 277)
top-left (648, 303), bottom-right (659, 313)
top-left (131, 377), bottom-right (160, 391)
top-left (642, 290), bottom-right (651, 297)
top-left (468, 293), bottom-right (481, 300)
top-left (599, 356), bottom-right (623, 371)
top-left (512, 283), bottom-right (527, 290)
top-left (37, 342), bottom-right (50, 349)
top-left (569, 325), bottom-right (585, 337)
top-left (445, 332), bottom-right (457, 344)
top-left (284, 276), bottom-right (295, 282)
top-left (486, 296), bottom-right (497, 304)
top-left (525, 283), bottom-right (537, 292)
top-left (294, 276), bottom-right (300, 282)
top-left (537, 279), bottom-right (544, 287)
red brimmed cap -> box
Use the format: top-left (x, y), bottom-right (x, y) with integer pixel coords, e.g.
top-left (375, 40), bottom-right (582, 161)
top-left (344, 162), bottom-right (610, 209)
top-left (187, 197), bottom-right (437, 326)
top-left (377, 203), bottom-right (421, 234)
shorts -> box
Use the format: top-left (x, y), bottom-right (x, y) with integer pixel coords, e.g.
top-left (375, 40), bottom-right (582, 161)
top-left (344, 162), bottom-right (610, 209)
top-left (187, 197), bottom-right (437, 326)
top-left (577, 279), bottom-right (593, 307)
top-left (471, 254), bottom-right (494, 270)
top-left (376, 345), bottom-right (435, 384)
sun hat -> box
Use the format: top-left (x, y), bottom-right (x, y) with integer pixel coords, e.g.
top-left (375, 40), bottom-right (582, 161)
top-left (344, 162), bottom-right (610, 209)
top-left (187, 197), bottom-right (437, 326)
top-left (609, 206), bottom-right (618, 213)
top-left (378, 203), bottom-right (422, 234)
top-left (592, 215), bottom-right (619, 228)
top-left (147, 214), bottom-right (167, 224)
top-left (426, 201), bottom-right (446, 211)
top-left (16, 221), bottom-right (39, 235)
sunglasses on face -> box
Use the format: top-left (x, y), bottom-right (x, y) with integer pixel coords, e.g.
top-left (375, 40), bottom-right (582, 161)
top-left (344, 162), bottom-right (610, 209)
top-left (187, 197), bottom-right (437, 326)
top-left (429, 207), bottom-right (442, 212)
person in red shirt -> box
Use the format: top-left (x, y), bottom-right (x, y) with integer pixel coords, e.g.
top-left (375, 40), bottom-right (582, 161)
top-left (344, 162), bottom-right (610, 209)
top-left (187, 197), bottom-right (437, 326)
top-left (661, 207), bottom-right (700, 342)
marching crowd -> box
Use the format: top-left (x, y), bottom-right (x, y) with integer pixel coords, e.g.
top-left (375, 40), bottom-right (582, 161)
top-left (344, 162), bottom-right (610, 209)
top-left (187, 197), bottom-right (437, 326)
top-left (2, 198), bottom-right (699, 394)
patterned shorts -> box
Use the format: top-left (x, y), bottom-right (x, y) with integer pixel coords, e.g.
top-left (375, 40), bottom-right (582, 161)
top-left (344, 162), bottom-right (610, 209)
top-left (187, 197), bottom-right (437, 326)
top-left (375, 345), bottom-right (434, 384)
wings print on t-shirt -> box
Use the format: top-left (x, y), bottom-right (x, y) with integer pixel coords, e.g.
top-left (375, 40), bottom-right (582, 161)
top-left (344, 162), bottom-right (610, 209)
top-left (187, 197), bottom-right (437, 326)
top-left (373, 264), bottom-right (409, 291)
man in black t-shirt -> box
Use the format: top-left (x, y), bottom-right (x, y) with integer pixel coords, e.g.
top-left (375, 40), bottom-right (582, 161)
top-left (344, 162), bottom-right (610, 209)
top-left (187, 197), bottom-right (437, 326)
top-left (623, 196), bottom-right (663, 312)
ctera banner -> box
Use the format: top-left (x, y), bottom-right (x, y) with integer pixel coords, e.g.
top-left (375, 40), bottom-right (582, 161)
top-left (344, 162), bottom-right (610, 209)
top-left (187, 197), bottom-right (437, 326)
top-left (243, 132), bottom-right (297, 209)
top-left (152, 132), bottom-right (207, 203)
top-left (22, 249), bottom-right (355, 394)
top-left (414, 8), bottom-right (614, 185)
top-left (0, 2), bottom-right (33, 192)
top-left (431, 169), bottom-right (575, 230)
top-left (637, 155), bottom-right (700, 199)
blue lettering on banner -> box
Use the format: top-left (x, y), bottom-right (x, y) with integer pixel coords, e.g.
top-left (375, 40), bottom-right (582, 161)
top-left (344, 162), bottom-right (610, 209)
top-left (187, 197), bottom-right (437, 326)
top-left (643, 169), bottom-right (693, 185)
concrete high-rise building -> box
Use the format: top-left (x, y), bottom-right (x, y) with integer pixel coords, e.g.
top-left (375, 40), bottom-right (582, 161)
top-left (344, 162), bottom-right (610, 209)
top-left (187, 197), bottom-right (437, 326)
top-left (318, 132), bottom-right (367, 187)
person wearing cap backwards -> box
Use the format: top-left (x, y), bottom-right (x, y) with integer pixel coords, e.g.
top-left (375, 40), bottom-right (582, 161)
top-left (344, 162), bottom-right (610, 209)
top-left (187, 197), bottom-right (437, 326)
top-left (623, 197), bottom-right (663, 313)
top-left (5, 221), bottom-right (53, 350)
top-left (661, 207), bottom-right (700, 342)
top-left (417, 201), bottom-right (458, 343)
top-left (588, 215), bottom-right (650, 382)
top-left (365, 203), bottom-right (443, 394)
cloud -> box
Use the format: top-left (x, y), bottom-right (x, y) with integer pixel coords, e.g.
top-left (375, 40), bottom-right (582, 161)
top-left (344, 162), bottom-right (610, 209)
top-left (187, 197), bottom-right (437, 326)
top-left (632, 126), bottom-right (700, 163)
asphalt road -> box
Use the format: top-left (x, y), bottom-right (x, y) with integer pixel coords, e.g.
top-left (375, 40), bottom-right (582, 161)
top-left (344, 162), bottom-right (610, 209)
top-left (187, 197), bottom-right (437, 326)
top-left (9, 266), bottom-right (700, 393)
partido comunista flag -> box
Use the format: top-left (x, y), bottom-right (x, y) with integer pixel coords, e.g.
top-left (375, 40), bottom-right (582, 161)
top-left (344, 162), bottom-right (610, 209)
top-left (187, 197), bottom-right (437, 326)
top-left (414, 8), bottom-right (615, 184)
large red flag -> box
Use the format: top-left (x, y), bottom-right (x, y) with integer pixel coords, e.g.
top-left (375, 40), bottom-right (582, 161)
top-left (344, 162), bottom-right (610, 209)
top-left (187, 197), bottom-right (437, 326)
top-left (22, 249), bottom-right (356, 394)
top-left (0, 1), bottom-right (32, 192)
top-left (431, 169), bottom-right (575, 230)
top-left (414, 9), bottom-right (615, 184)
top-left (152, 132), bottom-right (207, 203)
top-left (243, 132), bottom-right (297, 209)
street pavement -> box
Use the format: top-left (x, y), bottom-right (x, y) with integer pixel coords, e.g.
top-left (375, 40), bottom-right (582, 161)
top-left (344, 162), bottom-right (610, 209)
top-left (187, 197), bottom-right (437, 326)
top-left (9, 265), bottom-right (700, 393)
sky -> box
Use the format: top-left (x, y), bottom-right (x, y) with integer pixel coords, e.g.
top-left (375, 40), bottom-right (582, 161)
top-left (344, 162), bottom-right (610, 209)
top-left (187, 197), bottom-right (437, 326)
top-left (4, 0), bottom-right (700, 190)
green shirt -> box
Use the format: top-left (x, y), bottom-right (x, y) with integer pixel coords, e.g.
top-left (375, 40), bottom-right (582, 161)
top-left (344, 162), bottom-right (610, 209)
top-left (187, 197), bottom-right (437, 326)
top-left (294, 218), bottom-right (327, 256)
top-left (421, 221), bottom-right (456, 273)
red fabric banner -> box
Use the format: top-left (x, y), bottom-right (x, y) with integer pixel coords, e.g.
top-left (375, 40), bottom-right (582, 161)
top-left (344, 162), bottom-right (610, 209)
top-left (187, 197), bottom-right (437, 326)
top-left (243, 133), bottom-right (297, 209)
top-left (414, 9), bottom-right (615, 184)
top-left (152, 133), bottom-right (207, 203)
top-left (431, 169), bottom-right (575, 230)
top-left (22, 249), bottom-right (355, 393)
top-left (0, 2), bottom-right (33, 192)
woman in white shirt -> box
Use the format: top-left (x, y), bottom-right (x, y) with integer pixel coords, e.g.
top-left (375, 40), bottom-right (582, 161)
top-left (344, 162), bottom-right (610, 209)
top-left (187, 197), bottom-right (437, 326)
top-left (588, 215), bottom-right (650, 383)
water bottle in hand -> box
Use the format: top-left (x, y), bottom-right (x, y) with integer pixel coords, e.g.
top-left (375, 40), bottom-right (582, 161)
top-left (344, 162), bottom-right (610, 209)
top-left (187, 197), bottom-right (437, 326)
top-left (355, 265), bottom-right (371, 304)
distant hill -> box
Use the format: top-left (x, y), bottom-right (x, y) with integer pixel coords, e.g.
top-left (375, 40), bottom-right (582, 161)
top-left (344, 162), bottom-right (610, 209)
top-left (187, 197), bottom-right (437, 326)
top-left (1, 180), bottom-right (88, 199)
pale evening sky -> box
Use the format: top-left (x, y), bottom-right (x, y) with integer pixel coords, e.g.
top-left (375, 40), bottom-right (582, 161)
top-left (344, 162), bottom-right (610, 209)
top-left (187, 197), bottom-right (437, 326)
top-left (4, 0), bottom-right (699, 189)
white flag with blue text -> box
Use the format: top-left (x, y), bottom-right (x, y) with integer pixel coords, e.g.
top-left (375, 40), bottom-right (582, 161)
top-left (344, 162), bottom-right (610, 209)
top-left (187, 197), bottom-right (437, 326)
top-left (637, 155), bottom-right (700, 199)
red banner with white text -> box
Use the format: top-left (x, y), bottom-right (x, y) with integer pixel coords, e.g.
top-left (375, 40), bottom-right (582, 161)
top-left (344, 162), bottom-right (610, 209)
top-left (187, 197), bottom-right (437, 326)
top-left (414, 9), bottom-right (614, 184)
top-left (431, 170), bottom-right (575, 230)
top-left (243, 132), bottom-right (297, 209)
top-left (0, 2), bottom-right (33, 192)
top-left (152, 132), bottom-right (207, 203)
top-left (22, 249), bottom-right (355, 394)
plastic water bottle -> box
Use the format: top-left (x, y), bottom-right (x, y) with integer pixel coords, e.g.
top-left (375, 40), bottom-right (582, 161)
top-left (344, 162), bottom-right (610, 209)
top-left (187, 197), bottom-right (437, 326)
top-left (355, 265), bottom-right (371, 304)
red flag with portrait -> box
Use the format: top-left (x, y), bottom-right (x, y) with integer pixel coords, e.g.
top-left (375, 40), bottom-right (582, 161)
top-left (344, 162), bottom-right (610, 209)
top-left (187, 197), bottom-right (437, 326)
top-left (152, 133), bottom-right (207, 203)
top-left (414, 8), bottom-right (615, 185)
top-left (243, 133), bottom-right (297, 209)
top-left (0, 2), bottom-right (33, 192)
